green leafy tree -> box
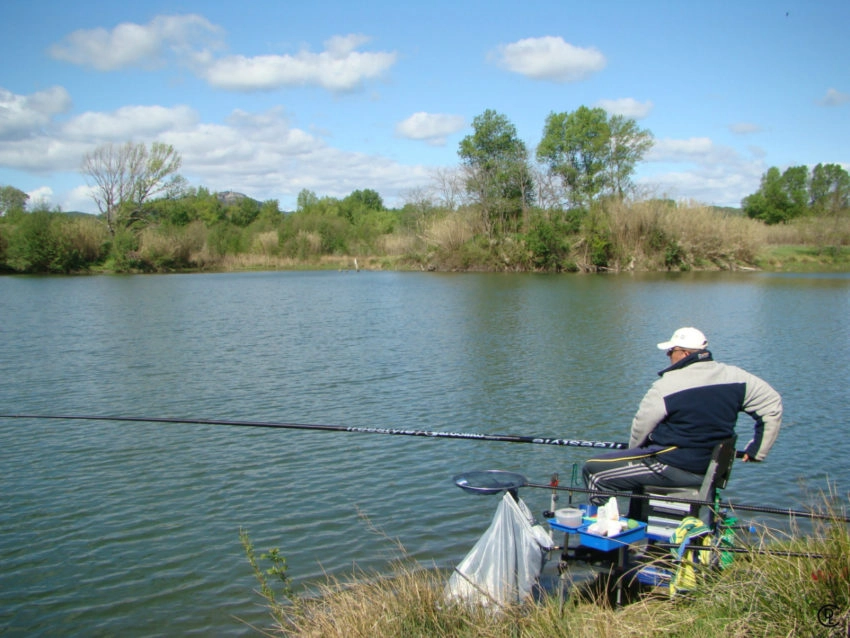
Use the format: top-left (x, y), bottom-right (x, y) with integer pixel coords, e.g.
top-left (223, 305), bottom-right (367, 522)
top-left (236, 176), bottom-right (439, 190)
top-left (743, 167), bottom-right (785, 224)
top-left (4, 207), bottom-right (97, 273)
top-left (340, 188), bottom-right (384, 223)
top-left (782, 165), bottom-right (809, 220)
top-left (537, 106), bottom-right (652, 208)
top-left (607, 115), bottom-right (654, 198)
top-left (6, 209), bottom-right (55, 271)
top-left (537, 107), bottom-right (609, 208)
top-left (348, 189), bottom-right (384, 211)
top-left (254, 199), bottom-right (283, 229)
top-left (228, 196), bottom-right (261, 227)
top-left (192, 186), bottom-right (225, 225)
top-left (147, 196), bottom-right (195, 226)
top-left (810, 163), bottom-right (850, 215)
top-left (743, 165), bottom-right (815, 224)
top-left (458, 109), bottom-right (534, 235)
top-left (0, 185), bottom-right (29, 217)
top-left (296, 189), bottom-right (319, 213)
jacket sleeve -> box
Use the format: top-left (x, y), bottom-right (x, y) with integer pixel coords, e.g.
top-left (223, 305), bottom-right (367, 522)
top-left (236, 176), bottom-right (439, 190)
top-left (629, 381), bottom-right (668, 448)
top-left (740, 370), bottom-right (783, 461)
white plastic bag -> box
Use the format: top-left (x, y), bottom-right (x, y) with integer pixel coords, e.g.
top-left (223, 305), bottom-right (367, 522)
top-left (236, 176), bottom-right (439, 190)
top-left (445, 492), bottom-right (554, 608)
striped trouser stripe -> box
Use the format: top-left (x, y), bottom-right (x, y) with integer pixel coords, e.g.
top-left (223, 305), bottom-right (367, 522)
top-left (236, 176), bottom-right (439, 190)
top-left (586, 460), bottom-right (666, 492)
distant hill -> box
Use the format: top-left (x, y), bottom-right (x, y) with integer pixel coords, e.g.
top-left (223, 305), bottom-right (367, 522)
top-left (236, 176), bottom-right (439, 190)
top-left (62, 211), bottom-right (97, 218)
top-left (216, 191), bottom-right (258, 206)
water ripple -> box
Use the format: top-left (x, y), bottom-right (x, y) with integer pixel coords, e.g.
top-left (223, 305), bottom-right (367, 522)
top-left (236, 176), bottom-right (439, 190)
top-left (1, 271), bottom-right (848, 634)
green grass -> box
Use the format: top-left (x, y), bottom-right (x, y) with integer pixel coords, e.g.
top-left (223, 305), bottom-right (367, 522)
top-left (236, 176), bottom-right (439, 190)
top-left (756, 245), bottom-right (850, 272)
top-left (243, 500), bottom-right (850, 637)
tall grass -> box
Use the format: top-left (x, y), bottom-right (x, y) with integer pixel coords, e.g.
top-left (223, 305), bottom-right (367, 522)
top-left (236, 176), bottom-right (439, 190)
top-left (65, 215), bottom-right (109, 264)
top-left (137, 221), bottom-right (206, 270)
top-left (245, 501), bottom-right (850, 637)
top-left (763, 215), bottom-right (850, 247)
top-left (602, 200), bottom-right (766, 271)
top-left (418, 208), bottom-right (480, 253)
top-left (692, 499), bottom-right (850, 636)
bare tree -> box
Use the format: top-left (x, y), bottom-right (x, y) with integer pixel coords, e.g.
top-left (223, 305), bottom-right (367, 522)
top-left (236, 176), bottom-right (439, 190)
top-left (532, 165), bottom-right (564, 210)
top-left (431, 167), bottom-right (464, 211)
top-left (82, 141), bottom-right (184, 235)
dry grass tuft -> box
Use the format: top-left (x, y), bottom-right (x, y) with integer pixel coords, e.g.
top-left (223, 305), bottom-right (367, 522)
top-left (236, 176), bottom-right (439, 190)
top-left (603, 200), bottom-right (766, 270)
top-left (252, 230), bottom-right (280, 256)
top-left (65, 216), bottom-right (109, 263)
top-left (377, 231), bottom-right (422, 256)
top-left (419, 209), bottom-right (479, 252)
top-left (763, 216), bottom-right (850, 247)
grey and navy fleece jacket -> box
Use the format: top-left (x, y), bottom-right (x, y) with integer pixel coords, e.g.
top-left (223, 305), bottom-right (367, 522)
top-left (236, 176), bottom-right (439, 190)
top-left (629, 350), bottom-right (783, 474)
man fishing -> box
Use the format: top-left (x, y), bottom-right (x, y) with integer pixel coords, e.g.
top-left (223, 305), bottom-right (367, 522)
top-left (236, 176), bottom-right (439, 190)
top-left (582, 327), bottom-right (783, 513)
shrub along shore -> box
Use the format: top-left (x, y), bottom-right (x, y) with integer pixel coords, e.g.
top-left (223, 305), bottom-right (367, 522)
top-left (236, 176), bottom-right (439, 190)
top-left (2, 197), bottom-right (850, 275)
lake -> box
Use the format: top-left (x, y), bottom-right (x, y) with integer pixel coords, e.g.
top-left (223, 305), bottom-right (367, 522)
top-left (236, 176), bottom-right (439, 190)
top-left (1, 270), bottom-right (848, 635)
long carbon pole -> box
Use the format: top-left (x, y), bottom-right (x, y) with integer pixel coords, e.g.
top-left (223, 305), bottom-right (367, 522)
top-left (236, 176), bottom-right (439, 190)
top-left (0, 413), bottom-right (628, 450)
top-left (4, 414), bottom-right (847, 523)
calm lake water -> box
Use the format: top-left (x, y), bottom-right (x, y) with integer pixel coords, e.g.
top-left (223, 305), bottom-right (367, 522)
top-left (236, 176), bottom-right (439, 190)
top-left (1, 270), bottom-right (849, 635)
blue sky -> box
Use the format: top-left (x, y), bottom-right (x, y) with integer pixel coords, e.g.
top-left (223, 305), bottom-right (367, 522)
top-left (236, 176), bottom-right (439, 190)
top-left (1, 0), bottom-right (848, 213)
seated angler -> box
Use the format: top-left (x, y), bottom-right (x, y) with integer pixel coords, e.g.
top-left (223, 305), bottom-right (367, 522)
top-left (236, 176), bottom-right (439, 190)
top-left (582, 327), bottom-right (782, 517)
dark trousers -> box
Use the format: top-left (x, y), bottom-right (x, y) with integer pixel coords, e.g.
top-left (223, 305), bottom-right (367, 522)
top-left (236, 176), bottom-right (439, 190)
top-left (582, 446), bottom-right (705, 515)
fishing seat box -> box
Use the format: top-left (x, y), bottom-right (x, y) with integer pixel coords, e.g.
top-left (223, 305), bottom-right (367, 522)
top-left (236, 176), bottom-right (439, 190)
top-left (642, 437), bottom-right (737, 541)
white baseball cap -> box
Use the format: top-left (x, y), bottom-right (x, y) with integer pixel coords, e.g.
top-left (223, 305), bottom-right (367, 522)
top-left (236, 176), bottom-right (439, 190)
top-left (657, 327), bottom-right (708, 351)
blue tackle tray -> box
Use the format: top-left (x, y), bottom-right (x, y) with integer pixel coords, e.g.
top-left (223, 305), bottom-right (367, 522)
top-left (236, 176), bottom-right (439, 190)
top-left (577, 520), bottom-right (647, 551)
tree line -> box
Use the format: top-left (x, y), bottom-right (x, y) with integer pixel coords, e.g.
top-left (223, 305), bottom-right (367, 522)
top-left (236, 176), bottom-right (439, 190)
top-left (742, 163), bottom-right (850, 224)
top-left (1, 106), bottom-right (848, 274)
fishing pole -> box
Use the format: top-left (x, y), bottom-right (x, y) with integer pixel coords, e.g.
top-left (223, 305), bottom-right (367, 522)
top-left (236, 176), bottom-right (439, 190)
top-left (7, 414), bottom-right (847, 523)
top-left (0, 413), bottom-right (628, 450)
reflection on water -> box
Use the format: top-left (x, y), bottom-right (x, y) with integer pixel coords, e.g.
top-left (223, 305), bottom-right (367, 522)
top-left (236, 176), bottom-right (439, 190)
top-left (1, 271), bottom-right (848, 635)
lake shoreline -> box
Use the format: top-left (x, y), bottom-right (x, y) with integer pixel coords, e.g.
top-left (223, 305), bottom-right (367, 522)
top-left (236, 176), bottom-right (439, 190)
top-left (4, 244), bottom-right (849, 277)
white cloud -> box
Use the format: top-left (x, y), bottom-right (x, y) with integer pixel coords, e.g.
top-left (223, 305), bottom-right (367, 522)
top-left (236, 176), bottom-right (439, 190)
top-left (160, 107), bottom-right (430, 204)
top-left (648, 137), bottom-right (716, 161)
top-left (0, 99), bottom-right (201, 173)
top-left (641, 137), bottom-right (765, 206)
top-left (638, 169), bottom-right (760, 207)
top-left (64, 184), bottom-right (97, 213)
top-left (26, 186), bottom-right (54, 208)
top-left (596, 97), bottom-right (653, 119)
top-left (47, 14), bottom-right (222, 71)
top-left (0, 87), bottom-right (432, 211)
top-left (818, 88), bottom-right (850, 107)
top-left (494, 36), bottom-right (606, 82)
top-left (199, 34), bottom-right (397, 92)
top-left (46, 15), bottom-right (395, 94)
top-left (0, 86), bottom-right (72, 140)
top-left (63, 105), bottom-right (199, 142)
top-left (395, 112), bottom-right (466, 146)
top-left (728, 122), bottom-right (763, 135)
